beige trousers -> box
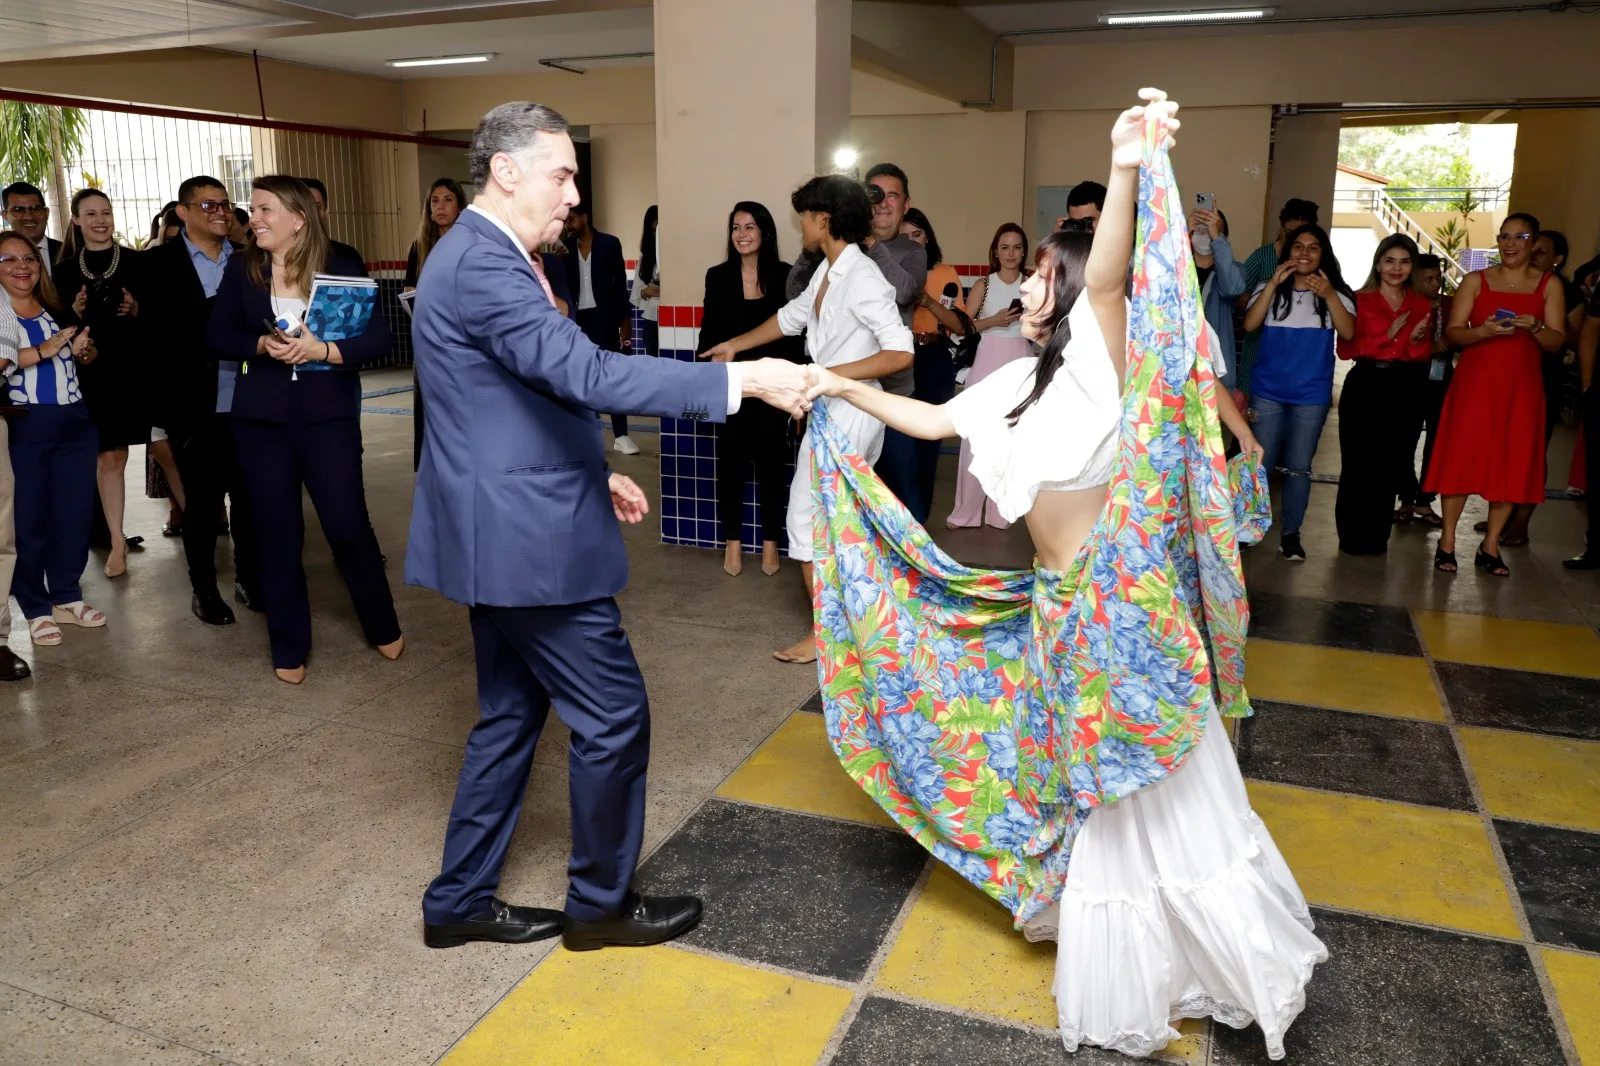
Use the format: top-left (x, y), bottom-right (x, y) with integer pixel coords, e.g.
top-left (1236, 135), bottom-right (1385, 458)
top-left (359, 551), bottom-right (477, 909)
top-left (0, 418), bottom-right (14, 645)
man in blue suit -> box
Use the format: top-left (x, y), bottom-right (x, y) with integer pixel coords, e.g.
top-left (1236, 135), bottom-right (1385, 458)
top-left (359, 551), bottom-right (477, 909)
top-left (409, 102), bottom-right (811, 952)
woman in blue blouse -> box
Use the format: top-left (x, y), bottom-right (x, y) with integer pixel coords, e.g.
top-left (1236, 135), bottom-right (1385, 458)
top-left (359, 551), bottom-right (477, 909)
top-left (206, 176), bottom-right (401, 684)
top-left (0, 231), bottom-right (104, 645)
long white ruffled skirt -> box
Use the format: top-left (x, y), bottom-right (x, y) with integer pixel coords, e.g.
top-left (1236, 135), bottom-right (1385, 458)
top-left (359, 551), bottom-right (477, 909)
top-left (1025, 704), bottom-right (1327, 1060)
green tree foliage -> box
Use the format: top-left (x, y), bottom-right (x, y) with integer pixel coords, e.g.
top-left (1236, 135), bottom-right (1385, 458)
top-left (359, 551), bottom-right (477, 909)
top-left (1339, 123), bottom-right (1483, 208)
top-left (0, 102), bottom-right (89, 237)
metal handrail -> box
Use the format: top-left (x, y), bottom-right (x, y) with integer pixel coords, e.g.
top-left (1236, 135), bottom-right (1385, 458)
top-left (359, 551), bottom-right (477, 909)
top-left (1338, 187), bottom-right (1468, 288)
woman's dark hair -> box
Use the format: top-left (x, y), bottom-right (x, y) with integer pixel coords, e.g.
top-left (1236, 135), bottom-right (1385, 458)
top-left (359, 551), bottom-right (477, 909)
top-left (1214, 209), bottom-right (1230, 237)
top-left (1504, 211), bottom-right (1540, 234)
top-left (791, 176), bottom-right (872, 245)
top-left (1360, 233), bottom-right (1420, 292)
top-left (0, 231), bottom-right (62, 312)
top-left (1537, 229), bottom-right (1570, 277)
top-left (637, 204), bottom-right (659, 285)
top-left (60, 188), bottom-right (113, 263)
top-left (149, 201), bottom-right (178, 245)
top-left (1269, 223), bottom-right (1351, 327)
top-left (723, 201), bottom-right (784, 292)
top-left (1005, 228), bottom-right (1093, 424)
top-left (901, 207), bottom-right (942, 268)
top-left (414, 177), bottom-right (466, 274)
top-left (987, 223), bottom-right (1029, 276)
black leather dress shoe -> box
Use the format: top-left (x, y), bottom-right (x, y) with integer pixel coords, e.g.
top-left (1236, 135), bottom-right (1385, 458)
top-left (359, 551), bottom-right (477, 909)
top-left (424, 897), bottom-right (565, 949)
top-left (562, 893), bottom-right (702, 952)
top-left (1563, 553), bottom-right (1600, 571)
top-left (233, 582), bottom-right (264, 612)
top-left (192, 592), bottom-right (236, 626)
top-left (0, 646), bottom-right (31, 681)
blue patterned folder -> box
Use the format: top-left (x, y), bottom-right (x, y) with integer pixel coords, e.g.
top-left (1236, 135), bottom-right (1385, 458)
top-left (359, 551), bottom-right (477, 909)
top-left (306, 273), bottom-right (378, 343)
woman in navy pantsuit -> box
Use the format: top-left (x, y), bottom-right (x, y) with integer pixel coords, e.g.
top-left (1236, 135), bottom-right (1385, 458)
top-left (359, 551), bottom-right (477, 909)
top-left (206, 175), bottom-right (402, 684)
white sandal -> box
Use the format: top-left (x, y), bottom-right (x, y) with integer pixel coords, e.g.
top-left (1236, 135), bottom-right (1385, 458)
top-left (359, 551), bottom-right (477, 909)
top-left (28, 616), bottom-right (62, 646)
top-left (52, 602), bottom-right (106, 628)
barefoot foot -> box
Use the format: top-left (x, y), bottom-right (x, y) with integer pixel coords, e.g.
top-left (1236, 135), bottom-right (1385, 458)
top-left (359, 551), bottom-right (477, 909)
top-left (104, 547), bottom-right (127, 579)
top-left (772, 635), bottom-right (817, 664)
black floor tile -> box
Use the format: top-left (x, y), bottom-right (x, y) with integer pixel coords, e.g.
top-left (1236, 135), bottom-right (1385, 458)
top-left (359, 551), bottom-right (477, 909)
top-left (799, 690), bottom-right (823, 714)
top-left (831, 997), bottom-right (1086, 1065)
top-left (1212, 909), bottom-right (1566, 1066)
top-left (1495, 819), bottom-right (1600, 952)
top-left (1237, 700), bottom-right (1475, 810)
top-left (1437, 662), bottom-right (1600, 741)
top-left (636, 799), bottom-right (926, 981)
top-left (1247, 592), bottom-right (1422, 656)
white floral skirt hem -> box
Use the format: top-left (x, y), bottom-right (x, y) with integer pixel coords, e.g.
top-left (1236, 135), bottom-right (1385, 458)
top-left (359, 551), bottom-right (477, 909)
top-left (1028, 704), bottom-right (1328, 1060)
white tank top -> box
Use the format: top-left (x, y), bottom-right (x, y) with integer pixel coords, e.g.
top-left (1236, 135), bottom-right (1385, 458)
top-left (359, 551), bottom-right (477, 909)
top-left (978, 272), bottom-right (1025, 338)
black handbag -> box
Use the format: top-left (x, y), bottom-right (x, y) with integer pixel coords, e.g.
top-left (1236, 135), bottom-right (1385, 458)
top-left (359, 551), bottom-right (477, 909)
top-left (949, 308), bottom-right (981, 369)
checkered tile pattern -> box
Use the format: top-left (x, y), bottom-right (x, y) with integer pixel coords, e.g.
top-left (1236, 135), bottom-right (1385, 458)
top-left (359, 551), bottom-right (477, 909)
top-left (439, 598), bottom-right (1600, 1065)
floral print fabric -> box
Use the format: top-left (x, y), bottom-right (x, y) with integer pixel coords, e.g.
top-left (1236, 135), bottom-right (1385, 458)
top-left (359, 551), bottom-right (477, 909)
top-left (812, 122), bottom-right (1270, 925)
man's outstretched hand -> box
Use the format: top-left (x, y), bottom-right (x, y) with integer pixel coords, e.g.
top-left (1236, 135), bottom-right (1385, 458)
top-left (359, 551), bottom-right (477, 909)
top-left (609, 473), bottom-right (649, 524)
top-left (738, 357), bottom-right (812, 419)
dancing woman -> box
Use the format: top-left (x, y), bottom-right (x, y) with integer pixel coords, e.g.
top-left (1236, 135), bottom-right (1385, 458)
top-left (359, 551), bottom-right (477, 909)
top-left (803, 90), bottom-right (1322, 1059)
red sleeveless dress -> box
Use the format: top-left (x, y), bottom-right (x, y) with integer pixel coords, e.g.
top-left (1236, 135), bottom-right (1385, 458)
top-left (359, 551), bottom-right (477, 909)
top-left (1424, 272), bottom-right (1549, 504)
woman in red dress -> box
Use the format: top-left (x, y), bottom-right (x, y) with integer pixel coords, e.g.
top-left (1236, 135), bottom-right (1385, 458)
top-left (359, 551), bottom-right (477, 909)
top-left (1426, 212), bottom-right (1567, 576)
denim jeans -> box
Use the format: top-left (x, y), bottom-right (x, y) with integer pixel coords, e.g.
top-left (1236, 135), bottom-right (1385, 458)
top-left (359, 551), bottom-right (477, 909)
top-left (1250, 397), bottom-right (1330, 536)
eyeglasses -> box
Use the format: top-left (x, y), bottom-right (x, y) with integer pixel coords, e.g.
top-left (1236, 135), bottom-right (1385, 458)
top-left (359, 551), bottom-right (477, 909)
top-left (183, 199), bottom-right (233, 214)
top-left (1497, 233), bottom-right (1533, 242)
top-left (0, 254), bottom-right (41, 266)
top-left (5, 204), bottom-right (45, 215)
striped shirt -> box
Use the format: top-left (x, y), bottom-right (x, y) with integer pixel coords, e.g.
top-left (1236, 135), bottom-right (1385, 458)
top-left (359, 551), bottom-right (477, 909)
top-left (5, 309), bottom-right (82, 406)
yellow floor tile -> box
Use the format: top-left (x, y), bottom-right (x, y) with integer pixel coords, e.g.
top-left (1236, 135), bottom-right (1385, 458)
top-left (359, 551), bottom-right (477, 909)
top-left (441, 945), bottom-right (852, 1066)
top-left (1459, 727), bottom-right (1600, 834)
top-left (1245, 639), bottom-right (1445, 721)
top-left (875, 864), bottom-right (1056, 1027)
top-left (1157, 1019), bottom-right (1208, 1064)
top-left (1414, 610), bottom-right (1600, 679)
top-left (1246, 780), bottom-right (1521, 939)
top-left (1542, 948), bottom-right (1600, 1066)
top-left (716, 712), bottom-right (895, 828)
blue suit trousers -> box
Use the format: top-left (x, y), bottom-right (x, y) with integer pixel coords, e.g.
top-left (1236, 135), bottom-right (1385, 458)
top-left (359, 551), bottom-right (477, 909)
top-left (422, 598), bottom-right (650, 925)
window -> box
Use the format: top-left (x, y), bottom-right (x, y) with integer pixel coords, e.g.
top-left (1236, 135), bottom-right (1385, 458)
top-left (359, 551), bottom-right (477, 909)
top-left (219, 154), bottom-right (253, 206)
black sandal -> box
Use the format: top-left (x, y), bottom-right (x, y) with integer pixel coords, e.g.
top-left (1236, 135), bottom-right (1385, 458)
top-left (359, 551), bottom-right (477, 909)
top-left (1434, 547), bottom-right (1458, 573)
top-left (1412, 507), bottom-right (1444, 528)
top-left (1475, 545), bottom-right (1510, 577)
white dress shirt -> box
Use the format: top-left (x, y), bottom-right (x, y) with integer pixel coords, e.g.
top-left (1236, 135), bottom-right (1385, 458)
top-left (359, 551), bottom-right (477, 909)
top-left (466, 205), bottom-right (740, 412)
top-left (778, 242), bottom-right (914, 561)
top-left (577, 249), bottom-right (597, 311)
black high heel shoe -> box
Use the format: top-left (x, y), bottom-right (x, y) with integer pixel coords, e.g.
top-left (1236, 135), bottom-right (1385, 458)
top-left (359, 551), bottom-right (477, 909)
top-left (1475, 544), bottom-right (1510, 577)
top-left (1434, 547), bottom-right (1457, 573)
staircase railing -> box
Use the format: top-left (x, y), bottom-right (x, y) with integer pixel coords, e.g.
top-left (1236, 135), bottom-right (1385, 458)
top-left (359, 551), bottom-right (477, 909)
top-left (1336, 187), bottom-right (1468, 289)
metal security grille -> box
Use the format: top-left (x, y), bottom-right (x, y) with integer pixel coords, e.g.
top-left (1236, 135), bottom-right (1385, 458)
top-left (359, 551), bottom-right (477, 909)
top-left (0, 90), bottom-right (468, 369)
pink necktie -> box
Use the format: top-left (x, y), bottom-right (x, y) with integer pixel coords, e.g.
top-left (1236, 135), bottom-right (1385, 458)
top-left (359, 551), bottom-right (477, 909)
top-left (528, 255), bottom-right (558, 307)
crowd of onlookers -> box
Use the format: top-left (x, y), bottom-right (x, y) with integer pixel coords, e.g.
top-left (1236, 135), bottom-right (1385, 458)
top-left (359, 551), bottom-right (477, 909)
top-left (1, 158), bottom-right (1593, 684)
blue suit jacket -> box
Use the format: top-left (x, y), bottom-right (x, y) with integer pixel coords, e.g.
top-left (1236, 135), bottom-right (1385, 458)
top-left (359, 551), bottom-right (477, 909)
top-left (406, 209), bottom-right (730, 608)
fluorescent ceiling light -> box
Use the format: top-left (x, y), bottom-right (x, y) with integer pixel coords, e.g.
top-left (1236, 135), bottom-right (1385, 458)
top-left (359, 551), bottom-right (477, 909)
top-left (1099, 8), bottom-right (1272, 25)
top-left (386, 53), bottom-right (495, 68)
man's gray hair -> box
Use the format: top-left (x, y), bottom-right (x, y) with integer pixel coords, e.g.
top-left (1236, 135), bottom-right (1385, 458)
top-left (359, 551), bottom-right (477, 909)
top-left (468, 102), bottom-right (570, 193)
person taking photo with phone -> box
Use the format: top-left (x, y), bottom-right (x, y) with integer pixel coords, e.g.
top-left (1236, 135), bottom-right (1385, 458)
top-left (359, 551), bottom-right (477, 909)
top-left (1425, 212), bottom-right (1566, 577)
top-left (948, 222), bottom-right (1031, 529)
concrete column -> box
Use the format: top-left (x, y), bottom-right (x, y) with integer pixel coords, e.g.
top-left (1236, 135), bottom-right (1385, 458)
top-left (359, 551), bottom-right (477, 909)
top-left (653, 0), bottom-right (851, 302)
top-left (1263, 111), bottom-right (1341, 245)
top-left (650, 0), bottom-right (852, 554)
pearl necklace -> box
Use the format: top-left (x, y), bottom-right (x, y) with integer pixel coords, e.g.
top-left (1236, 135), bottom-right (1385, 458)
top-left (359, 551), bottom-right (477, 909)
top-left (78, 242), bottom-right (121, 282)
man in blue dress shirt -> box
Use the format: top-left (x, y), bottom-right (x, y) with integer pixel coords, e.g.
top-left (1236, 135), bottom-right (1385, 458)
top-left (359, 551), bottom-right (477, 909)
top-left (409, 102), bottom-right (810, 951)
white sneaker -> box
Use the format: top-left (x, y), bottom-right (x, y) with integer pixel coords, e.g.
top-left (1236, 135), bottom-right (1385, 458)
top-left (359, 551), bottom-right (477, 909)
top-left (613, 435), bottom-right (641, 456)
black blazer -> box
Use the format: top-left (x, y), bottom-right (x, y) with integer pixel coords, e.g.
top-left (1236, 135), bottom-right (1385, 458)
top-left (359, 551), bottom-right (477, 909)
top-left (696, 259), bottom-right (804, 363)
top-left (205, 248), bottom-right (392, 425)
top-left (561, 231), bottom-right (629, 330)
top-left (141, 237), bottom-right (243, 430)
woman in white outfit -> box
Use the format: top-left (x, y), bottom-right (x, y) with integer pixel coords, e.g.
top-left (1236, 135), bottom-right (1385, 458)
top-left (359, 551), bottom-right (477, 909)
top-left (948, 223), bottom-right (1033, 529)
top-left (805, 90), bottom-right (1323, 1060)
top-left (704, 175), bottom-right (914, 665)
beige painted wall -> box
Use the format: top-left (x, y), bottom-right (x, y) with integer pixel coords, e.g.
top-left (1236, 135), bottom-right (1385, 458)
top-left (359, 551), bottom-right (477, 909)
top-left (1012, 16), bottom-right (1600, 111)
top-left (1265, 112), bottom-right (1340, 245)
top-left (847, 109), bottom-right (1025, 266)
top-left (1026, 106), bottom-right (1273, 257)
top-left (1510, 108), bottom-right (1600, 262)
top-left (403, 66), bottom-right (655, 133)
top-left (0, 48), bottom-right (402, 132)
top-left (589, 122), bottom-right (656, 260)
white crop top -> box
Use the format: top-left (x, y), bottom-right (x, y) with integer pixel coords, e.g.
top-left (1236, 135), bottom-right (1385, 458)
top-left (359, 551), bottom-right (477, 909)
top-left (977, 272), bottom-right (1026, 339)
top-left (945, 292), bottom-right (1122, 522)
